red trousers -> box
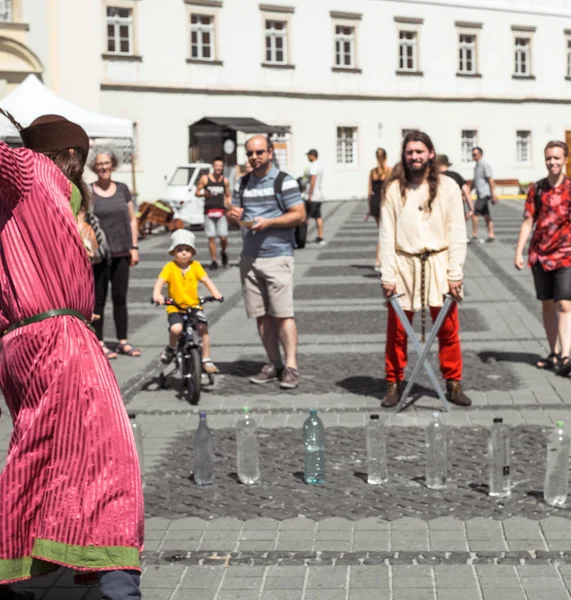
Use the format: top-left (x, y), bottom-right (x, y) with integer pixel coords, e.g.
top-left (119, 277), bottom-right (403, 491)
top-left (385, 303), bottom-right (462, 383)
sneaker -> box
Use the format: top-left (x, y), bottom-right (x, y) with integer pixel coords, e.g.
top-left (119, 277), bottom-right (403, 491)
top-left (314, 237), bottom-right (327, 246)
top-left (209, 261), bottom-right (219, 270)
top-left (280, 367), bottom-right (300, 390)
top-left (160, 346), bottom-right (176, 365)
top-left (486, 237), bottom-right (496, 244)
top-left (221, 251), bottom-right (229, 267)
top-left (249, 363), bottom-right (280, 385)
top-left (202, 359), bottom-right (219, 374)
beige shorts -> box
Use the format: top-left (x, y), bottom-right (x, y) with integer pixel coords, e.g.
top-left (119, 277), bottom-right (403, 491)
top-left (240, 255), bottom-right (295, 319)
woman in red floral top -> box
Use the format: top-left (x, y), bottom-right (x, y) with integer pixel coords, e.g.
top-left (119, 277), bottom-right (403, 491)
top-left (515, 140), bottom-right (571, 376)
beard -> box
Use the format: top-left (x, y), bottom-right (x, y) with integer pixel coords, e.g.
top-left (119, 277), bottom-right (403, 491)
top-left (405, 158), bottom-right (430, 178)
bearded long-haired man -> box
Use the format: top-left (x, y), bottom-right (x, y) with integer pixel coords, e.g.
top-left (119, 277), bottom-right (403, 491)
top-left (379, 131), bottom-right (471, 408)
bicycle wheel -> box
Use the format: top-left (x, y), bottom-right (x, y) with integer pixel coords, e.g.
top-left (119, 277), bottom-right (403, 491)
top-left (183, 347), bottom-right (202, 405)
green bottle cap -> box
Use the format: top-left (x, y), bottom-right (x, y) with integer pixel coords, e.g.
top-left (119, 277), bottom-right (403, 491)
top-left (310, 409), bottom-right (317, 416)
top-left (556, 421), bottom-right (565, 428)
top-left (242, 407), bottom-right (249, 414)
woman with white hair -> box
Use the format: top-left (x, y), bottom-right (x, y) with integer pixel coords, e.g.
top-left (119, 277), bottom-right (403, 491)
top-left (91, 150), bottom-right (141, 358)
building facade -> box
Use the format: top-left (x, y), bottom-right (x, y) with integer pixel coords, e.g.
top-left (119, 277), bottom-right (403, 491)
top-left (7, 0), bottom-right (571, 200)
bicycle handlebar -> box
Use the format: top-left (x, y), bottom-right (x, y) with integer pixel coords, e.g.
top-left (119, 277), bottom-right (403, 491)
top-left (150, 296), bottom-right (224, 311)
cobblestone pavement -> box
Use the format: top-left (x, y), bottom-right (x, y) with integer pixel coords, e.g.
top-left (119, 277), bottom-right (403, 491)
top-left (6, 200), bottom-right (571, 599)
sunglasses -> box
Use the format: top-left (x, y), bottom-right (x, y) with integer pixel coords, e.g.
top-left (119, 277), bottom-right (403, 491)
top-left (246, 150), bottom-right (268, 157)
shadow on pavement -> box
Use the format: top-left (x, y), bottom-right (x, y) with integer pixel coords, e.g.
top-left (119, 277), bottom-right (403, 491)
top-left (478, 351), bottom-right (542, 367)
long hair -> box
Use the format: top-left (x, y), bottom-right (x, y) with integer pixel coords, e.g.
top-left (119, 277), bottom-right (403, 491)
top-left (374, 148), bottom-right (390, 179)
top-left (385, 131), bottom-right (440, 212)
top-left (44, 148), bottom-right (91, 212)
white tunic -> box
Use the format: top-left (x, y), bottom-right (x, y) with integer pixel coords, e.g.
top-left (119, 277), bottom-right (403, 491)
top-left (380, 175), bottom-right (467, 312)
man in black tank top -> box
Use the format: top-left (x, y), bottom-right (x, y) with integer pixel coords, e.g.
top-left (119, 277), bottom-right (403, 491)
top-left (196, 157), bottom-right (231, 270)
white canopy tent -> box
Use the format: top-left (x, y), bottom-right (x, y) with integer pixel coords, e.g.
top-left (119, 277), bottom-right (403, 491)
top-left (0, 75), bottom-right (138, 195)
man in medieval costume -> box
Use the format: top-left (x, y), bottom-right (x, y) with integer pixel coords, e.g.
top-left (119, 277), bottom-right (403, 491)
top-left (380, 131), bottom-right (471, 409)
top-left (0, 112), bottom-right (144, 599)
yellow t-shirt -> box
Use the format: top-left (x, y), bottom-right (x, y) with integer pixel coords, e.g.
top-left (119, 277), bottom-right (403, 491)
top-left (159, 260), bottom-right (207, 314)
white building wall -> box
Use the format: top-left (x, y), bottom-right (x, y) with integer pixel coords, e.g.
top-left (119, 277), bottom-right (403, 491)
top-left (21, 0), bottom-right (571, 200)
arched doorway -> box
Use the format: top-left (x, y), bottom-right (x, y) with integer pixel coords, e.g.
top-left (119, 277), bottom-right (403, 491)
top-left (0, 36), bottom-right (43, 97)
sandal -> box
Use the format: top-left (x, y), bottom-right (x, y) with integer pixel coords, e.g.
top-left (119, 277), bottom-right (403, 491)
top-left (556, 356), bottom-right (571, 377)
top-left (101, 344), bottom-right (118, 360)
top-left (117, 342), bottom-right (141, 357)
top-left (202, 359), bottom-right (219, 374)
top-left (537, 352), bottom-right (560, 370)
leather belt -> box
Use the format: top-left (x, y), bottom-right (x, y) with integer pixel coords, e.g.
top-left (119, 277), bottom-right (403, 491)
top-left (1, 308), bottom-right (94, 338)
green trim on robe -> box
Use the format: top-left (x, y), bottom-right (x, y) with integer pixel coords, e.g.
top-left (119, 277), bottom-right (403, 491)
top-left (70, 183), bottom-right (82, 220)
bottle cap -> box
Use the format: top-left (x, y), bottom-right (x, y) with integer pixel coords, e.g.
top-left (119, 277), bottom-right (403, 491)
top-left (310, 409), bottom-right (317, 416)
top-left (493, 418), bottom-right (503, 423)
top-left (556, 421), bottom-right (565, 428)
top-left (199, 411), bottom-right (207, 418)
top-left (370, 414), bottom-right (380, 420)
top-left (432, 412), bottom-right (441, 419)
top-left (242, 407), bottom-right (249, 414)
top-left (128, 413), bottom-right (136, 419)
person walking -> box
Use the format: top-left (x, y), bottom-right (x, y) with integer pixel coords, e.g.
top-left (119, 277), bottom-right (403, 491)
top-left (437, 154), bottom-right (474, 220)
top-left (195, 156), bottom-right (232, 270)
top-left (514, 140), bottom-right (571, 375)
top-left (368, 148), bottom-right (392, 271)
top-left (380, 131), bottom-right (471, 408)
top-left (228, 135), bottom-right (306, 389)
top-left (90, 151), bottom-right (140, 359)
top-left (0, 113), bottom-right (143, 599)
top-left (303, 149), bottom-right (326, 245)
top-left (471, 146), bottom-right (497, 243)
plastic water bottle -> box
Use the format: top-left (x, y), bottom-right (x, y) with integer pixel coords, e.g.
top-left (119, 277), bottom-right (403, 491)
top-left (193, 411), bottom-right (214, 486)
top-left (544, 421), bottom-right (570, 507)
top-left (236, 407), bottom-right (260, 485)
top-left (129, 413), bottom-right (145, 490)
top-left (425, 412), bottom-right (447, 489)
top-left (366, 414), bottom-right (388, 484)
top-left (303, 409), bottom-right (325, 484)
top-left (488, 417), bottom-right (511, 497)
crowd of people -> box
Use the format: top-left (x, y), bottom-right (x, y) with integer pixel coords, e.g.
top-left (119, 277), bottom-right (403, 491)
top-left (1, 108), bottom-right (570, 599)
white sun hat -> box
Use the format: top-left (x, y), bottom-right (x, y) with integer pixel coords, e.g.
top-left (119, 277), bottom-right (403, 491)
top-left (168, 229), bottom-right (197, 253)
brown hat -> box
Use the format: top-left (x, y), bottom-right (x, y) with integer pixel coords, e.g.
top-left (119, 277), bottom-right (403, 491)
top-left (436, 154), bottom-right (452, 167)
top-left (20, 114), bottom-right (90, 157)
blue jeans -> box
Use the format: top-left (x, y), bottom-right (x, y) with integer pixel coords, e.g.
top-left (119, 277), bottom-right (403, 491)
top-left (99, 570), bottom-right (141, 600)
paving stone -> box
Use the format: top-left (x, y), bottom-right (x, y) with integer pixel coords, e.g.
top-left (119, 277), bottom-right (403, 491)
top-left (264, 576), bottom-right (306, 590)
top-left (306, 566), bottom-right (347, 589)
top-left (220, 577), bottom-right (263, 590)
top-left (260, 592), bottom-right (303, 600)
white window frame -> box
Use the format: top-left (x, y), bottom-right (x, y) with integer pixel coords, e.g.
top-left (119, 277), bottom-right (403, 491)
top-left (190, 13), bottom-right (215, 61)
top-left (516, 130), bottom-right (531, 164)
top-left (106, 5), bottom-right (134, 55)
top-left (336, 126), bottom-right (358, 165)
top-left (514, 36), bottom-right (532, 76)
top-left (461, 130), bottom-right (478, 163)
top-left (0, 0), bottom-right (12, 21)
top-left (398, 30), bottom-right (418, 72)
top-left (334, 24), bottom-right (356, 69)
top-left (458, 33), bottom-right (477, 75)
top-left (270, 133), bottom-right (290, 170)
top-left (265, 19), bottom-right (288, 64)
top-left (566, 32), bottom-right (571, 78)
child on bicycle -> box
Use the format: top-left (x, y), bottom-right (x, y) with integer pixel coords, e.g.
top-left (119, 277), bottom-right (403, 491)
top-left (152, 229), bottom-right (223, 373)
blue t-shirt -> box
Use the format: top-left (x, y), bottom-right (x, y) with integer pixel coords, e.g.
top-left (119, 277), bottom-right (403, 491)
top-left (232, 165), bottom-right (303, 258)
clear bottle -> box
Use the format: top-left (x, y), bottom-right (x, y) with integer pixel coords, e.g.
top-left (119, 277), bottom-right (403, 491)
top-left (366, 414), bottom-right (388, 484)
top-left (488, 417), bottom-right (511, 498)
top-left (425, 412), bottom-right (447, 490)
top-left (303, 409), bottom-right (326, 484)
top-left (544, 421), bottom-right (570, 507)
top-left (236, 407), bottom-right (261, 485)
top-left (129, 413), bottom-right (145, 490)
top-left (193, 411), bottom-right (214, 486)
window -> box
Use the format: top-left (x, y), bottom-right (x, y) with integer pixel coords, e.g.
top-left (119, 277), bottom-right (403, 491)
top-left (398, 31), bottom-right (418, 71)
top-left (517, 131), bottom-right (531, 164)
top-left (567, 38), bottom-right (571, 78)
top-left (336, 127), bottom-right (357, 164)
top-left (106, 7), bottom-right (133, 55)
top-left (265, 20), bottom-right (287, 64)
top-left (461, 130), bottom-right (477, 163)
top-left (0, 0), bottom-right (12, 21)
top-left (335, 25), bottom-right (355, 68)
top-left (270, 134), bottom-right (289, 169)
top-left (458, 34), bottom-right (476, 74)
top-left (190, 14), bottom-right (214, 60)
top-left (514, 37), bottom-right (531, 75)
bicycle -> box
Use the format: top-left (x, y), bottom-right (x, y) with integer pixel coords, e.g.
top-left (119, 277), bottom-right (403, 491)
top-left (153, 296), bottom-right (223, 405)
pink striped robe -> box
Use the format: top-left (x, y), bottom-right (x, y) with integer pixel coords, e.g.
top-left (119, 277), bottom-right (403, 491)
top-left (0, 142), bottom-right (144, 584)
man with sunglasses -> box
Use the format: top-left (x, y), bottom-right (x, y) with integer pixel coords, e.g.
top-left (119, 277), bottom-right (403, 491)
top-left (228, 135), bottom-right (306, 389)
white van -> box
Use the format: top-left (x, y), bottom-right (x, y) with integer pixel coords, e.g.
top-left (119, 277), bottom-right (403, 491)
top-left (159, 162), bottom-right (212, 227)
